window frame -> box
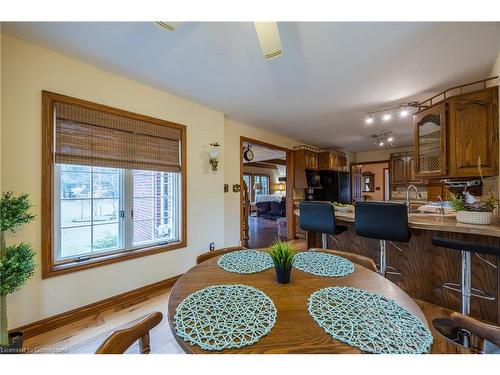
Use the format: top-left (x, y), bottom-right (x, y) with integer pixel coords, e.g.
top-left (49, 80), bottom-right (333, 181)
top-left (242, 173), bottom-right (270, 202)
top-left (253, 174), bottom-right (270, 198)
top-left (42, 91), bottom-right (187, 278)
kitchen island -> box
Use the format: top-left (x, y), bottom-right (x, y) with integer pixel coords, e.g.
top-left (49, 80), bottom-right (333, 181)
top-left (297, 210), bottom-right (500, 324)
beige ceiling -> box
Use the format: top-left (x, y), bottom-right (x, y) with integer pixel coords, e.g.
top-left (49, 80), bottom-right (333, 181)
top-left (4, 22), bottom-right (500, 151)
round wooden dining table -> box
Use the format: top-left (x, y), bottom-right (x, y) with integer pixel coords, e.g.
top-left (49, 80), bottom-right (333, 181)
top-left (167, 252), bottom-right (429, 354)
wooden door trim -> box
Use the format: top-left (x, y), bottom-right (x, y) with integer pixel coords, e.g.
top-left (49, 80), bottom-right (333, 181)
top-left (383, 167), bottom-right (389, 201)
top-left (239, 137), bottom-right (294, 244)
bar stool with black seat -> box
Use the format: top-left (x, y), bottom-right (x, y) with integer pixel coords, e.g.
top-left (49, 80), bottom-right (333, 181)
top-left (299, 201), bottom-right (347, 249)
top-left (431, 236), bottom-right (499, 350)
top-left (354, 201), bottom-right (411, 277)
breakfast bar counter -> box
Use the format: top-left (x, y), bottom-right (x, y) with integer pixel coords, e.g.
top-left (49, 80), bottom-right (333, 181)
top-left (333, 211), bottom-right (500, 238)
top-left (296, 210), bottom-right (500, 324)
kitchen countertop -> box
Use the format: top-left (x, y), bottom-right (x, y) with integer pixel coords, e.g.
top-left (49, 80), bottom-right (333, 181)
top-left (294, 209), bottom-right (500, 238)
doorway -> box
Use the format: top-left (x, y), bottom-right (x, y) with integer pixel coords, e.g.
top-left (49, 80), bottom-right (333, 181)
top-left (240, 137), bottom-right (293, 248)
top-left (350, 160), bottom-right (390, 201)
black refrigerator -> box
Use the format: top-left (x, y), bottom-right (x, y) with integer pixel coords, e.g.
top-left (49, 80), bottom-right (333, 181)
top-left (313, 171), bottom-right (350, 204)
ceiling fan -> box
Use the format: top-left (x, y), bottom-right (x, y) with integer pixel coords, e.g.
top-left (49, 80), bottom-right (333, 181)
top-left (155, 21), bottom-right (283, 60)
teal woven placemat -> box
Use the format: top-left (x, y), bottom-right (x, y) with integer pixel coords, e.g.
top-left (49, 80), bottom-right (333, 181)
top-left (217, 250), bottom-right (274, 274)
top-left (174, 284), bottom-right (277, 351)
top-left (308, 286), bottom-right (433, 354)
top-left (293, 251), bottom-right (354, 277)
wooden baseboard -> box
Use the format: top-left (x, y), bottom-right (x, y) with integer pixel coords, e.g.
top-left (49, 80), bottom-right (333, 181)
top-left (11, 274), bottom-right (181, 339)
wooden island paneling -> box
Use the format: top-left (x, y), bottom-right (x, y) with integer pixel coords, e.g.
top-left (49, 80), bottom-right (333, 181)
top-left (304, 212), bottom-right (500, 324)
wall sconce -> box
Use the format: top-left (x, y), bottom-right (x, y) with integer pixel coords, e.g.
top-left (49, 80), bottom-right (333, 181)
top-left (209, 142), bottom-right (220, 171)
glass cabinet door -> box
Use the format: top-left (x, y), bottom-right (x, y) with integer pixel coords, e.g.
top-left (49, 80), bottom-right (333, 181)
top-left (413, 103), bottom-right (447, 177)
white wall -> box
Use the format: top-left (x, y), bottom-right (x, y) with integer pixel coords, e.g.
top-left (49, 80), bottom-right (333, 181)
top-left (223, 119), bottom-right (304, 246)
top-left (1, 34), bottom-right (226, 328)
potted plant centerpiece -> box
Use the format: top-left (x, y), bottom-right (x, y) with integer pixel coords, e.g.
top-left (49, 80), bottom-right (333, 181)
top-left (0, 192), bottom-right (36, 354)
top-left (267, 240), bottom-right (296, 283)
top-left (449, 192), bottom-right (497, 225)
top-left (448, 158), bottom-right (498, 225)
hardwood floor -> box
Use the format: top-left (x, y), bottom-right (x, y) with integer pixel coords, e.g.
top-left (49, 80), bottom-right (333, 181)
top-left (23, 291), bottom-right (183, 354)
top-left (23, 289), bottom-right (462, 354)
top-left (247, 215), bottom-right (281, 248)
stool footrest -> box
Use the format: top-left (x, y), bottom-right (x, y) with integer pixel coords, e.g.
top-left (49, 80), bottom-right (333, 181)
top-left (389, 241), bottom-right (404, 253)
top-left (375, 264), bottom-right (402, 277)
top-left (442, 282), bottom-right (496, 301)
top-left (385, 265), bottom-right (402, 276)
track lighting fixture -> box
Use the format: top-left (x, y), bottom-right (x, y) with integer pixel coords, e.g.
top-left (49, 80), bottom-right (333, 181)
top-left (371, 132), bottom-right (394, 148)
top-left (364, 101), bottom-right (418, 124)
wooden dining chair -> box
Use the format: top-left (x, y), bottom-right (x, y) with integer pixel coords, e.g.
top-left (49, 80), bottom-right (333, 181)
top-left (196, 246), bottom-right (247, 264)
top-left (314, 249), bottom-right (378, 272)
top-left (95, 312), bottom-right (163, 354)
top-left (449, 312), bottom-right (500, 354)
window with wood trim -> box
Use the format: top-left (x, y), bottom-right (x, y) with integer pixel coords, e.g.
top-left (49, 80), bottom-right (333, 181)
top-left (242, 173), bottom-right (270, 202)
top-left (42, 91), bottom-right (186, 278)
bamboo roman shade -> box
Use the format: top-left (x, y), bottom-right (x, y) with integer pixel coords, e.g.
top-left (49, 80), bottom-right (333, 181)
top-left (54, 102), bottom-right (182, 172)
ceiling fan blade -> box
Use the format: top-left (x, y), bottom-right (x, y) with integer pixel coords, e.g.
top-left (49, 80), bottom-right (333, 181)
top-left (254, 22), bottom-right (283, 59)
top-left (155, 22), bottom-right (179, 31)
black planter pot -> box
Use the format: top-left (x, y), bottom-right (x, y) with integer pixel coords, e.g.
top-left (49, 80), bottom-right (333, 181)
top-left (275, 267), bottom-right (292, 283)
top-left (0, 332), bottom-right (24, 354)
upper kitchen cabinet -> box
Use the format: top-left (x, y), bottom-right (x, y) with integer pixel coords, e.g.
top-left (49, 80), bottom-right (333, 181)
top-left (413, 80), bottom-right (499, 179)
top-left (304, 149), bottom-right (319, 170)
top-left (390, 154), bottom-right (406, 184)
top-left (413, 102), bottom-right (447, 177)
top-left (390, 151), bottom-right (423, 185)
top-left (318, 150), bottom-right (347, 171)
top-left (448, 86), bottom-right (498, 177)
top-left (293, 146), bottom-right (319, 188)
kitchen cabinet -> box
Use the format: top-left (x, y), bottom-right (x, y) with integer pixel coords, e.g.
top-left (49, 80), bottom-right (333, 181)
top-left (390, 155), bottom-right (406, 184)
top-left (448, 86), bottom-right (498, 177)
top-left (293, 148), bottom-right (318, 189)
top-left (413, 86), bottom-right (498, 179)
top-left (304, 150), bottom-right (318, 170)
top-left (427, 181), bottom-right (449, 202)
top-left (318, 151), bottom-right (347, 171)
top-left (390, 152), bottom-right (423, 185)
top-left (406, 154), bottom-right (424, 184)
top-left (413, 102), bottom-right (447, 177)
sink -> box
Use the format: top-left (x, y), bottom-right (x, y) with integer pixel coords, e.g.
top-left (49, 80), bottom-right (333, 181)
top-left (409, 211), bottom-right (456, 218)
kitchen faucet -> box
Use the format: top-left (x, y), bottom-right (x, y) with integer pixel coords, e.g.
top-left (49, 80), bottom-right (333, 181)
top-left (437, 195), bottom-right (445, 215)
top-left (406, 184), bottom-right (421, 212)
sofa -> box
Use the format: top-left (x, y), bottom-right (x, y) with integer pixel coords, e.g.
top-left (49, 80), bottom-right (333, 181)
top-left (256, 198), bottom-right (286, 220)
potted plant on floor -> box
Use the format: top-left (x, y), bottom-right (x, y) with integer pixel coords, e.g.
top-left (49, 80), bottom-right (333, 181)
top-left (0, 192), bottom-right (36, 354)
top-left (267, 239), bottom-right (296, 284)
top-left (448, 158), bottom-right (498, 225)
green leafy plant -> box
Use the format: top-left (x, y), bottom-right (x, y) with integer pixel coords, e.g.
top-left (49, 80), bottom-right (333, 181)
top-left (0, 192), bottom-right (36, 347)
top-left (267, 239), bottom-right (296, 270)
top-left (447, 192), bottom-right (467, 212)
top-left (93, 232), bottom-right (118, 249)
